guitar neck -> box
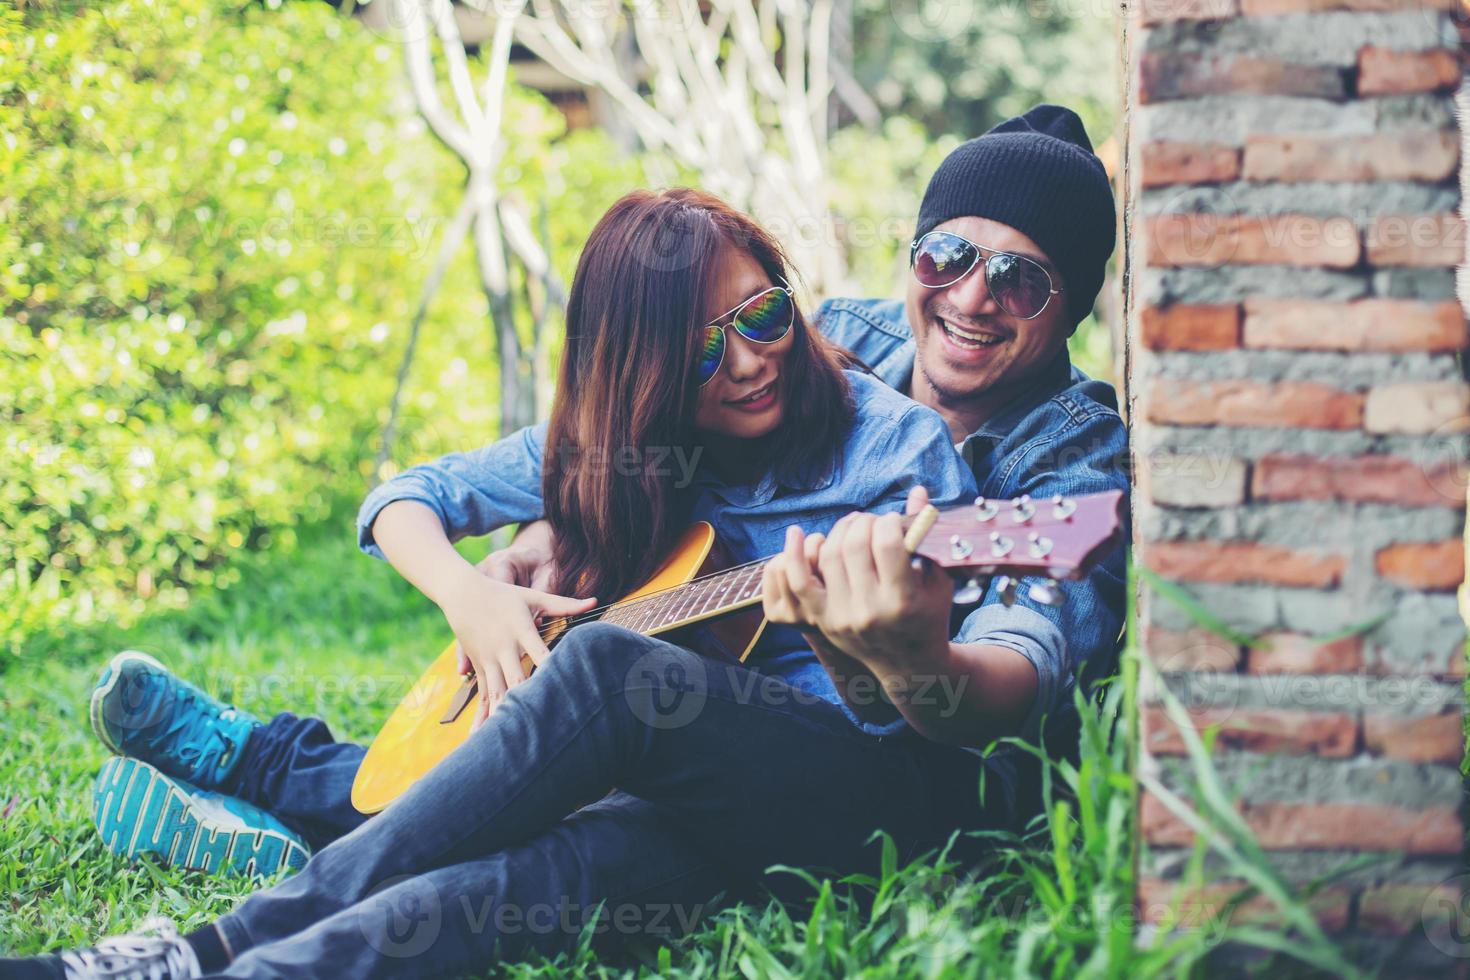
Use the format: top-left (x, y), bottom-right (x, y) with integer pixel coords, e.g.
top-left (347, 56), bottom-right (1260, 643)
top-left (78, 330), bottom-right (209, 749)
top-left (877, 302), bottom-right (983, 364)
top-left (597, 557), bottom-right (773, 635)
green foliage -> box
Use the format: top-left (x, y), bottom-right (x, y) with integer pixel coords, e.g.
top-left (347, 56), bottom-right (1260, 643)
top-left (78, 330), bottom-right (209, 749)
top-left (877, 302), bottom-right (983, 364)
top-left (851, 0), bottom-right (1118, 142)
top-left (0, 0), bottom-right (644, 654)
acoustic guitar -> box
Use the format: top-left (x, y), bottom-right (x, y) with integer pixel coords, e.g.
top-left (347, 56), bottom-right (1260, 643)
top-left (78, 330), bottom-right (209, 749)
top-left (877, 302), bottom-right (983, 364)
top-left (351, 491), bottom-right (1126, 814)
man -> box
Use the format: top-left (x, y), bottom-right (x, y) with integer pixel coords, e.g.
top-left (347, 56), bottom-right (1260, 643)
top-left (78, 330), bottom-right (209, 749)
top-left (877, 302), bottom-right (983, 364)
top-left (31, 103), bottom-right (1125, 976)
top-left (784, 102), bottom-right (1128, 811)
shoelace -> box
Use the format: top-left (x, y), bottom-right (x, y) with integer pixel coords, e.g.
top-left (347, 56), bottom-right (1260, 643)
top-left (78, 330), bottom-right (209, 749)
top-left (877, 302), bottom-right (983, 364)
top-left (59, 917), bottom-right (201, 980)
top-left (135, 675), bottom-right (239, 783)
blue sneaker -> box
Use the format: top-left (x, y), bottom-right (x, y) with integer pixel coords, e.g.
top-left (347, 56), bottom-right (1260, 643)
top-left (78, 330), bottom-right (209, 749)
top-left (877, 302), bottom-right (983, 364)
top-left (90, 650), bottom-right (260, 790)
top-left (93, 756), bottom-right (310, 878)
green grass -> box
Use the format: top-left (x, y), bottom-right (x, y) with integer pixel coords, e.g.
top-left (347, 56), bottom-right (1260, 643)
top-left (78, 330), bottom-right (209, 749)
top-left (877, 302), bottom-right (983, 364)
top-left (0, 513), bottom-right (1366, 977)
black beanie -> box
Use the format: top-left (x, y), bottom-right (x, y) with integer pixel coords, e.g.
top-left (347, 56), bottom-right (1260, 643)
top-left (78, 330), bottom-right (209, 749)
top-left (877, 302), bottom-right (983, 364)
top-left (915, 104), bottom-right (1116, 328)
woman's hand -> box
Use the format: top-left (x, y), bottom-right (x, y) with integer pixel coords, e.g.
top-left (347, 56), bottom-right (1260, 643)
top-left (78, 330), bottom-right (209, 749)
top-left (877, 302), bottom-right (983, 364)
top-left (460, 522), bottom-right (564, 676)
top-left (438, 567), bottom-right (596, 730)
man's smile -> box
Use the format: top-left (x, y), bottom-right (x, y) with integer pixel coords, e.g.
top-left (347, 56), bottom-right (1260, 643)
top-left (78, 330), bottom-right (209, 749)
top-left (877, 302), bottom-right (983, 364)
top-left (937, 316), bottom-right (1006, 350)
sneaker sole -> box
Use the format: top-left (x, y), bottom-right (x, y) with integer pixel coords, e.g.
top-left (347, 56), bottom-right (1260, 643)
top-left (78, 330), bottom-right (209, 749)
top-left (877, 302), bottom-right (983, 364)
top-left (93, 757), bottom-right (309, 879)
top-left (90, 649), bottom-right (169, 757)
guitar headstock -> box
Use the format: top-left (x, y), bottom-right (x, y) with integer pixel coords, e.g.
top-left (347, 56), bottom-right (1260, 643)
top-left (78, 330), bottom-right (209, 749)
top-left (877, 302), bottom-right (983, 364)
top-left (903, 490), bottom-right (1126, 605)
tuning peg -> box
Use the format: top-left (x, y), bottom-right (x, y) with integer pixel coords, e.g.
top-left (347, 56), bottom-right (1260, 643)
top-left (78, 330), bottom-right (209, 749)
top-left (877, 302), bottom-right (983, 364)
top-left (1027, 579), bottom-right (1066, 607)
top-left (996, 575), bottom-right (1018, 608)
top-left (1010, 495), bottom-right (1036, 524)
top-left (952, 576), bottom-right (984, 604)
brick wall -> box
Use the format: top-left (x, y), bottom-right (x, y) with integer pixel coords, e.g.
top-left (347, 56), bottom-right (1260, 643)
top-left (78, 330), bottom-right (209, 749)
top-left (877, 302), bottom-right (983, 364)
top-left (1122, 0), bottom-right (1468, 967)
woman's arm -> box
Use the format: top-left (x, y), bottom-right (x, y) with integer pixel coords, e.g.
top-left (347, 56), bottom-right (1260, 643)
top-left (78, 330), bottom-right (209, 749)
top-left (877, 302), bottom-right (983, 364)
top-left (371, 500), bottom-right (484, 608)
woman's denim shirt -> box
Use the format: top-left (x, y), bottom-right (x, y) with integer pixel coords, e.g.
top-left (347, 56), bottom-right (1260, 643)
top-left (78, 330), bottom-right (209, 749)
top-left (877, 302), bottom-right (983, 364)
top-left (357, 369), bottom-right (978, 737)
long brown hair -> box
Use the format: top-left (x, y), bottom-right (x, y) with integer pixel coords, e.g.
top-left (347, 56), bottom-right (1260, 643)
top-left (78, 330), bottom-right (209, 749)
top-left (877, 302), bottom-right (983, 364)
top-left (543, 188), bottom-right (854, 602)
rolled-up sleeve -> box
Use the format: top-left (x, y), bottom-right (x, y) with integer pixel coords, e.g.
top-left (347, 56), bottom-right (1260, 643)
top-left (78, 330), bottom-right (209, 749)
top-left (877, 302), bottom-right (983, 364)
top-left (356, 422), bottom-right (549, 561)
top-left (957, 412), bottom-right (1129, 747)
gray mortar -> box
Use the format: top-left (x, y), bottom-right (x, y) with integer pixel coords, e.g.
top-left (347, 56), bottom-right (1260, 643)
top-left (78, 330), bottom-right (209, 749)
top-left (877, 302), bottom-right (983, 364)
top-left (1145, 267), bottom-right (1369, 304)
top-left (1143, 501), bottom-right (1464, 548)
top-left (1141, 93), bottom-right (1455, 144)
top-left (1138, 425), bottom-right (1468, 465)
top-left (1145, 351), bottom-right (1462, 387)
top-left (1142, 847), bottom-right (1461, 887)
top-left (1142, 13), bottom-right (1455, 66)
top-left (1139, 183), bottom-right (1459, 220)
top-left (1154, 752), bottom-right (1463, 807)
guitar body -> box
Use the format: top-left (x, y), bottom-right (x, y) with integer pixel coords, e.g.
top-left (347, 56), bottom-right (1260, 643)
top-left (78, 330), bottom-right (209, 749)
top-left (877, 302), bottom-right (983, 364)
top-left (351, 522), bottom-right (765, 814)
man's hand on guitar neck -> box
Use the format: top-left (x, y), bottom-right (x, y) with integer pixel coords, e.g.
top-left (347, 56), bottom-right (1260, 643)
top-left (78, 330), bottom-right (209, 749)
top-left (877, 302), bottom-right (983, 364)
top-left (764, 487), bottom-right (1039, 749)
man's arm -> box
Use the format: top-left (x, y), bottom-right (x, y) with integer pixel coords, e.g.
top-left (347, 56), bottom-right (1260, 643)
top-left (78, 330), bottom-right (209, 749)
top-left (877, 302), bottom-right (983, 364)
top-left (764, 492), bottom-right (1040, 748)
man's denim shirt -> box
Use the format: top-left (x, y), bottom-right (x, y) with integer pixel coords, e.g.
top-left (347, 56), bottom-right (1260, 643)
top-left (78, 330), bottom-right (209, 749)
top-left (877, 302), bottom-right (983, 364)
top-left (815, 297), bottom-right (1131, 767)
top-left (356, 369), bottom-right (977, 737)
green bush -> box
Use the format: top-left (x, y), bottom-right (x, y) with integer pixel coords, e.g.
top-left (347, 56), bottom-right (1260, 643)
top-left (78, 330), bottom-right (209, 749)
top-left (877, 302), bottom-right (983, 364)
top-left (0, 0), bottom-right (645, 653)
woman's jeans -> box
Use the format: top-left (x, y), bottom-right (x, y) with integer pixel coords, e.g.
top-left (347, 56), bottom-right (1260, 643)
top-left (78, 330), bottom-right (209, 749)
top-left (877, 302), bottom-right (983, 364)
top-left (211, 623), bottom-right (1005, 978)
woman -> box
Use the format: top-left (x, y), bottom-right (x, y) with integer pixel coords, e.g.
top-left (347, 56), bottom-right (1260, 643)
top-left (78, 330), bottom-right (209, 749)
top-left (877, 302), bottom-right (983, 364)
top-left (14, 189), bottom-right (994, 979)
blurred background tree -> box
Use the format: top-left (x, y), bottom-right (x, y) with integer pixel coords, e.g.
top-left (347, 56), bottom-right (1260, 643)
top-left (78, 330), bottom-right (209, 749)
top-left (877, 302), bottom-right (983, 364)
top-left (1, 0), bottom-right (1118, 653)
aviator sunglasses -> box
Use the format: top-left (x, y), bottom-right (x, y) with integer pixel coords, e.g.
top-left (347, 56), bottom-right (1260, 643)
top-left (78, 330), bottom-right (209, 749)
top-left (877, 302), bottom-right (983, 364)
top-left (909, 230), bottom-right (1062, 320)
top-left (697, 281), bottom-right (796, 386)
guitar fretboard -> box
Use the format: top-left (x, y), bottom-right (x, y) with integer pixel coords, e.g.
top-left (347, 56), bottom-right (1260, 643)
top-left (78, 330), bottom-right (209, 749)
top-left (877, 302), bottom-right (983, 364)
top-left (597, 557), bottom-right (772, 635)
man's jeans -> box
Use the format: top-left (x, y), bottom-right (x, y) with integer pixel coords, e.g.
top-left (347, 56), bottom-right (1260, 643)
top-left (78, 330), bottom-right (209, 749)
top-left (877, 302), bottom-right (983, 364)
top-left (227, 713), bottom-right (370, 851)
top-left (212, 623), bottom-right (1005, 978)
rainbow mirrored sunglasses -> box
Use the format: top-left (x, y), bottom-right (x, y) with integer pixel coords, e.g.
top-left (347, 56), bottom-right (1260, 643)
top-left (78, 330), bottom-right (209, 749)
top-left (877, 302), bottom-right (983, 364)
top-left (696, 282), bottom-right (796, 386)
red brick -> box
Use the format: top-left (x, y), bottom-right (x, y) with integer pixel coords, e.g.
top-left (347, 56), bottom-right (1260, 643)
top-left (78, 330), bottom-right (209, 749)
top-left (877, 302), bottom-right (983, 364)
top-left (1146, 798), bottom-right (1464, 854)
top-left (1145, 213), bottom-right (1360, 268)
top-left (1367, 213), bottom-right (1467, 267)
top-left (1139, 0), bottom-right (1238, 23)
top-left (1140, 791), bottom-right (1200, 847)
top-left (1358, 48), bottom-right (1461, 96)
top-left (1149, 539), bottom-right (1348, 587)
top-left (1243, 0), bottom-right (1454, 12)
top-left (1375, 539), bottom-right (1464, 590)
top-left (1364, 382), bottom-right (1470, 434)
top-left (1364, 711), bottom-right (1465, 764)
top-left (1142, 705), bottom-right (1359, 757)
top-left (1243, 299), bottom-right (1467, 353)
top-left (1251, 453), bottom-right (1468, 508)
top-left (1247, 631), bottom-right (1365, 674)
top-left (1141, 141), bottom-right (1241, 188)
top-left (1137, 878), bottom-right (1352, 930)
top-left (1243, 132), bottom-right (1459, 183)
top-left (1147, 378), bottom-right (1364, 429)
top-left (1141, 53), bottom-right (1346, 103)
top-left (1246, 799), bottom-right (1464, 852)
top-left (1141, 304), bottom-right (1241, 350)
top-left (1143, 625), bottom-right (1244, 672)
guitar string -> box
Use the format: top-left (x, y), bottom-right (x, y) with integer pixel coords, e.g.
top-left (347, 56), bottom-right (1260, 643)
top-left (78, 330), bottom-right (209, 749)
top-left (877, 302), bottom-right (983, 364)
top-left (533, 554), bottom-right (776, 638)
top-left (523, 503), bottom-right (1088, 639)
